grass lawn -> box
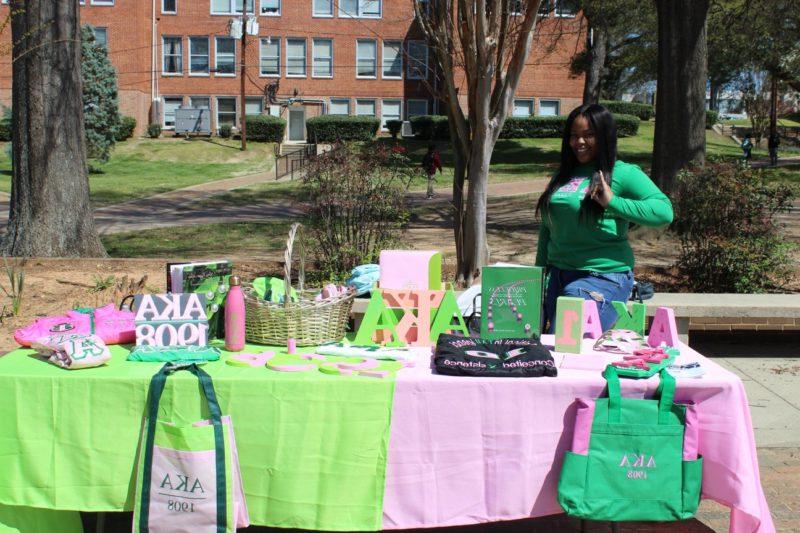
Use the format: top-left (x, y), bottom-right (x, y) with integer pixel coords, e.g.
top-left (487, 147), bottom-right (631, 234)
top-left (0, 137), bottom-right (276, 207)
top-left (102, 221), bottom-right (290, 258)
top-left (724, 118), bottom-right (800, 127)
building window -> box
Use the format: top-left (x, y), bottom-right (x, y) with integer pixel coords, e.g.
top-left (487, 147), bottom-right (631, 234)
top-left (381, 100), bottom-right (401, 130)
top-left (260, 0), bottom-right (280, 16)
top-left (538, 0), bottom-right (551, 16)
top-left (286, 39), bottom-right (307, 77)
top-left (338, 0), bottom-right (381, 18)
top-left (163, 96), bottom-right (183, 128)
top-left (329, 98), bottom-right (350, 115)
top-left (216, 97), bottom-right (237, 128)
top-left (162, 0), bottom-right (176, 13)
top-left (246, 97), bottom-right (264, 115)
top-left (260, 37), bottom-right (280, 76)
top-left (407, 99), bottom-right (428, 118)
top-left (215, 37), bottom-right (236, 76)
top-left (356, 39), bottom-right (377, 78)
top-left (190, 96), bottom-right (210, 109)
top-left (407, 41), bottom-right (427, 80)
top-left (382, 40), bottom-right (402, 79)
top-left (91, 0), bottom-right (115, 5)
top-left (513, 99), bottom-right (534, 117)
top-left (211, 0), bottom-right (254, 15)
top-left (312, 39), bottom-right (333, 78)
top-left (93, 27), bottom-right (108, 47)
top-left (313, 0), bottom-right (333, 16)
top-left (162, 36), bottom-right (182, 75)
top-left (555, 0), bottom-right (577, 17)
top-left (539, 99), bottom-right (560, 116)
top-left (189, 37), bottom-right (209, 75)
top-left (356, 99), bottom-right (376, 116)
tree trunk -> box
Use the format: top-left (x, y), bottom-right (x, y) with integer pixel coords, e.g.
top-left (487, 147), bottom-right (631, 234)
top-left (583, 28), bottom-right (608, 105)
top-left (709, 79), bottom-right (719, 111)
top-left (458, 127), bottom-right (494, 286)
top-left (4, 0), bottom-right (106, 257)
top-left (450, 123), bottom-right (468, 282)
top-left (652, 0), bottom-right (709, 194)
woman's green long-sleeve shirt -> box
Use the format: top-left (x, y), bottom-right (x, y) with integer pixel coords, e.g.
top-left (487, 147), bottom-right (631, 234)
top-left (535, 160), bottom-right (673, 273)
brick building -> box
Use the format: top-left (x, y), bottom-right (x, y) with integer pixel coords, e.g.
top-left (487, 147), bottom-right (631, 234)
top-left (0, 0), bottom-right (585, 141)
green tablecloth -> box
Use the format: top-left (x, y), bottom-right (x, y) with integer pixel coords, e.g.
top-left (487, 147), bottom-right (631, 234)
top-left (0, 342), bottom-right (399, 531)
top-left (0, 505), bottom-right (82, 533)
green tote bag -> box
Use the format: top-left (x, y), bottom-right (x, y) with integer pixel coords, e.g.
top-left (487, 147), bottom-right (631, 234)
top-left (558, 367), bottom-right (703, 522)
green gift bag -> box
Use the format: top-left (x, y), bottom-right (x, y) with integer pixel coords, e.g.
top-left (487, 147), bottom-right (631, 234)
top-left (558, 367), bottom-right (703, 522)
top-left (133, 363), bottom-right (249, 532)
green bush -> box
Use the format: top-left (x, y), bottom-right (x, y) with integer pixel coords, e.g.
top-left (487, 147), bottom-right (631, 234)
top-left (671, 161), bottom-right (795, 292)
top-left (0, 106), bottom-right (11, 142)
top-left (499, 116), bottom-right (565, 138)
top-left (614, 113), bottom-right (640, 137)
top-left (219, 123), bottom-right (233, 139)
top-left (114, 116), bottom-right (136, 141)
top-left (244, 114), bottom-right (286, 142)
top-left (600, 100), bottom-right (655, 121)
top-left (385, 119), bottom-right (403, 139)
top-left (409, 115), bottom-right (450, 140)
top-left (146, 123), bottom-right (162, 139)
top-left (705, 109), bottom-right (719, 129)
top-left (306, 115), bottom-right (380, 142)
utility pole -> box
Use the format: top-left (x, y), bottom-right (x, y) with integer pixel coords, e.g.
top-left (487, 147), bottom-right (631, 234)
top-left (239, 2), bottom-right (249, 151)
top-left (769, 73), bottom-right (778, 142)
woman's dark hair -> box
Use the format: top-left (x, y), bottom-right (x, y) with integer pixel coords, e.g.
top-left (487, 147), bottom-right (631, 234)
top-left (535, 104), bottom-right (617, 223)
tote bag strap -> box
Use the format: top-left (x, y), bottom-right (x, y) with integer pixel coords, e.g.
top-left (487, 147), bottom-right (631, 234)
top-left (603, 366), bottom-right (676, 425)
top-left (138, 363), bottom-right (227, 533)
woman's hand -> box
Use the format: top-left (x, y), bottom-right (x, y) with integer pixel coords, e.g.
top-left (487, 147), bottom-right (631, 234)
top-left (592, 171), bottom-right (614, 208)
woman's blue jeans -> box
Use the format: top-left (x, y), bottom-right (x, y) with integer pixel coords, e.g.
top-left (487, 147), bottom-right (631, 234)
top-left (543, 266), bottom-right (634, 334)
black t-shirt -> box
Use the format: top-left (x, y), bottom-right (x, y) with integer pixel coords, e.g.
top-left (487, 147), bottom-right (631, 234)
top-left (434, 334), bottom-right (557, 377)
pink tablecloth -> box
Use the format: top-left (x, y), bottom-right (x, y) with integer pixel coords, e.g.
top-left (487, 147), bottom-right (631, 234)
top-left (382, 336), bottom-right (775, 533)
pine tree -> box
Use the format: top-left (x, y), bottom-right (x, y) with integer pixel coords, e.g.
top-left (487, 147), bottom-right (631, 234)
top-left (81, 25), bottom-right (121, 163)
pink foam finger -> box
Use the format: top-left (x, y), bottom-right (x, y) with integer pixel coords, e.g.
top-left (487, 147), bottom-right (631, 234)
top-left (228, 351), bottom-right (274, 367)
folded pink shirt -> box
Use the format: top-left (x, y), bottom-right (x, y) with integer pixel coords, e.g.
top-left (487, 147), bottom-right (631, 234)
top-left (14, 303), bottom-right (135, 347)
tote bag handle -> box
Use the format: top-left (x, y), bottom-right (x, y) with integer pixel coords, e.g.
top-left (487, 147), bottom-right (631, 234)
top-left (138, 363), bottom-right (227, 533)
top-left (604, 366), bottom-right (676, 425)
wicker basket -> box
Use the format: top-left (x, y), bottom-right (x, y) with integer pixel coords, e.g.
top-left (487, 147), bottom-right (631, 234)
top-left (244, 223), bottom-right (355, 346)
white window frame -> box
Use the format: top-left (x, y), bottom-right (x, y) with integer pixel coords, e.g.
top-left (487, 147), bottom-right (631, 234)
top-left (215, 96), bottom-right (238, 129)
top-left (90, 0), bottom-right (115, 5)
top-left (338, 0), bottom-right (381, 18)
top-left (259, 37), bottom-right (280, 77)
top-left (356, 39), bottom-right (377, 79)
top-left (286, 38), bottom-right (307, 78)
top-left (382, 40), bottom-right (402, 79)
top-left (513, 99), bottom-right (534, 117)
top-left (93, 27), bottom-right (108, 47)
top-left (538, 99), bottom-right (561, 116)
top-left (189, 36), bottom-right (210, 76)
top-left (554, 0), bottom-right (577, 18)
top-left (355, 98), bottom-right (376, 117)
top-left (162, 36), bottom-right (183, 76)
top-left (245, 96), bottom-right (264, 115)
top-left (211, 0), bottom-right (254, 15)
top-left (260, 0), bottom-right (280, 16)
top-left (215, 37), bottom-right (236, 77)
top-left (406, 40), bottom-right (428, 80)
top-left (406, 98), bottom-right (428, 119)
top-left (381, 99), bottom-right (402, 131)
top-left (162, 96), bottom-right (184, 129)
top-left (189, 96), bottom-right (211, 109)
top-left (312, 38), bottom-right (334, 78)
top-left (313, 0), bottom-right (334, 17)
top-left (161, 0), bottom-right (177, 14)
top-left (329, 98), bottom-right (350, 115)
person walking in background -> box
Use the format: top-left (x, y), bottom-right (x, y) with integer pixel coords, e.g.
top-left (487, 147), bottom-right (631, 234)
top-left (768, 131), bottom-right (780, 167)
top-left (422, 144), bottom-right (443, 199)
top-left (741, 135), bottom-right (753, 165)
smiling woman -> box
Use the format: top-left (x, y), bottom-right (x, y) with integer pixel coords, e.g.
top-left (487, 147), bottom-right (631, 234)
top-left (535, 104), bottom-right (674, 333)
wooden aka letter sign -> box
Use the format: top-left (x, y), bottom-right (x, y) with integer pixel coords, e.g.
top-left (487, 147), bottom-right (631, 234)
top-left (134, 293), bottom-right (209, 347)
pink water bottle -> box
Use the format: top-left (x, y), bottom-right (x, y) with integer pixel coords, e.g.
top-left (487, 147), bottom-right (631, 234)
top-left (224, 276), bottom-right (246, 352)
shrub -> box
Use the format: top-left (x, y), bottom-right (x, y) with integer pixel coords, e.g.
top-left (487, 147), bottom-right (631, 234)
top-left (146, 123), bottom-right (162, 138)
top-left (671, 161), bottom-right (795, 292)
top-left (600, 100), bottom-right (655, 121)
top-left (245, 114), bottom-right (286, 142)
top-left (219, 123), bottom-right (233, 139)
top-left (385, 119), bottom-right (403, 139)
top-left (82, 25), bottom-right (121, 162)
top-left (499, 116), bottom-right (565, 138)
top-left (705, 109), bottom-right (719, 129)
top-left (306, 115), bottom-right (380, 142)
top-left (302, 143), bottom-right (419, 280)
top-left (0, 106), bottom-right (11, 142)
top-left (613, 113), bottom-right (640, 137)
top-left (409, 115), bottom-right (450, 140)
top-left (114, 116), bottom-right (136, 141)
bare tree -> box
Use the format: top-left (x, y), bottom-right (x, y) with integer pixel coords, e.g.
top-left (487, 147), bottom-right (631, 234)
top-left (3, 0), bottom-right (106, 257)
top-left (413, 0), bottom-right (545, 285)
top-left (651, 0), bottom-right (710, 194)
